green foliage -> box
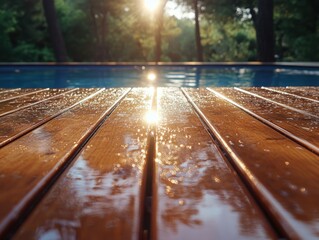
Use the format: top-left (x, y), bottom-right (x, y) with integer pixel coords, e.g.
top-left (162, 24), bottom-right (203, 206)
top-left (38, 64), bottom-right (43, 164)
top-left (55, 0), bottom-right (95, 61)
top-left (275, 0), bottom-right (319, 61)
top-left (201, 19), bottom-right (256, 61)
top-left (165, 18), bottom-right (195, 61)
top-left (13, 42), bottom-right (54, 61)
top-left (0, 0), bottom-right (54, 61)
top-left (0, 0), bottom-right (317, 62)
top-left (0, 9), bottom-right (16, 61)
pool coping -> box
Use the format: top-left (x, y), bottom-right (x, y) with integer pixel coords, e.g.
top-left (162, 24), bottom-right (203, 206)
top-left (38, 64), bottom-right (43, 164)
top-left (0, 62), bottom-right (319, 68)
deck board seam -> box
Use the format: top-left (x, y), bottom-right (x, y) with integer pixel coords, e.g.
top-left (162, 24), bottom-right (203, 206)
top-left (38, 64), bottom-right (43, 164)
top-left (0, 88), bottom-right (102, 148)
top-left (0, 89), bottom-right (49, 104)
top-left (261, 87), bottom-right (319, 103)
top-left (0, 88), bottom-right (78, 118)
top-left (181, 88), bottom-right (290, 239)
top-left (140, 88), bottom-right (157, 240)
top-left (0, 88), bottom-right (131, 239)
top-left (234, 87), bottom-right (319, 119)
top-left (207, 87), bottom-right (319, 156)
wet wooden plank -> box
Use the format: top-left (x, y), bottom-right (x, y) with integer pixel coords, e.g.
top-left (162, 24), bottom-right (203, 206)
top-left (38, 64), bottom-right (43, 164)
top-left (212, 87), bottom-right (319, 155)
top-left (152, 88), bottom-right (277, 239)
top-left (13, 88), bottom-right (152, 240)
top-left (240, 87), bottom-right (319, 116)
top-left (0, 89), bottom-right (20, 94)
top-left (183, 88), bottom-right (319, 239)
top-left (0, 89), bottom-right (101, 147)
top-left (261, 87), bottom-right (319, 103)
top-left (0, 89), bottom-right (71, 117)
top-left (0, 88), bottom-right (130, 238)
top-left (287, 87), bottom-right (319, 99)
top-left (0, 89), bottom-right (46, 102)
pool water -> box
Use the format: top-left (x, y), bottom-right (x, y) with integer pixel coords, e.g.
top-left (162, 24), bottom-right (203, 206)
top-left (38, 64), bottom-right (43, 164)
top-left (0, 65), bottom-right (318, 88)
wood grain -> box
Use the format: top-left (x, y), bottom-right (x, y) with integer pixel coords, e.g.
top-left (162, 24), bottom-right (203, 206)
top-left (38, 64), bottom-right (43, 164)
top-left (0, 89), bottom-right (46, 103)
top-left (0, 88), bottom-right (71, 117)
top-left (13, 88), bottom-right (153, 240)
top-left (261, 87), bottom-right (319, 103)
top-left (0, 89), bottom-right (20, 94)
top-left (212, 87), bottom-right (319, 154)
top-left (152, 88), bottom-right (277, 239)
top-left (0, 88), bottom-right (129, 238)
top-left (282, 87), bottom-right (319, 101)
top-left (183, 88), bottom-right (319, 239)
top-left (0, 87), bottom-right (318, 239)
top-left (0, 88), bottom-right (100, 147)
top-left (240, 87), bottom-right (319, 117)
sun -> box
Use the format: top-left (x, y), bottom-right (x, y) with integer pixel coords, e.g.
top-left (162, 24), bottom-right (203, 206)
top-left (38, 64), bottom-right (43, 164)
top-left (144, 0), bottom-right (160, 12)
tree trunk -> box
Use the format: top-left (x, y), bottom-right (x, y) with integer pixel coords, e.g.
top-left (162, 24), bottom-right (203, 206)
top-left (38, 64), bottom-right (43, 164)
top-left (42, 0), bottom-right (68, 62)
top-left (256, 0), bottom-right (275, 62)
top-left (154, 9), bottom-right (164, 62)
top-left (154, 0), bottom-right (167, 62)
top-left (88, 0), bottom-right (109, 61)
top-left (194, 0), bottom-right (203, 61)
top-left (89, 0), bottom-right (102, 61)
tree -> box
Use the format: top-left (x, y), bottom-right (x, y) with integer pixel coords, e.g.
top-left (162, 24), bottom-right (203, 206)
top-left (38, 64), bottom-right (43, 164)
top-left (165, 18), bottom-right (191, 61)
top-left (0, 8), bottom-right (16, 61)
top-left (154, 0), bottom-right (168, 62)
top-left (203, 0), bottom-right (274, 61)
top-left (254, 0), bottom-right (275, 62)
top-left (275, 0), bottom-right (319, 61)
top-left (0, 0), bottom-right (317, 62)
top-left (42, 0), bottom-right (68, 62)
top-left (193, 0), bottom-right (203, 61)
top-left (175, 0), bottom-right (204, 61)
top-left (87, 0), bottom-right (110, 61)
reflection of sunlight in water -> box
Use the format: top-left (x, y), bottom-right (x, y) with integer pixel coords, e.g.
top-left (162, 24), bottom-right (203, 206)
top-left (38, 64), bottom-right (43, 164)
top-left (147, 72), bottom-right (157, 82)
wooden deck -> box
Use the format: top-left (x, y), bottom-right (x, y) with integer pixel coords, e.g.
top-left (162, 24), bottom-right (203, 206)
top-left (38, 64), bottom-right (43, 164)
top-left (0, 87), bottom-right (318, 239)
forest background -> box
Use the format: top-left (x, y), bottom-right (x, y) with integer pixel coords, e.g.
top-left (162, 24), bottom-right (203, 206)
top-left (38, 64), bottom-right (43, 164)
top-left (0, 0), bottom-right (318, 62)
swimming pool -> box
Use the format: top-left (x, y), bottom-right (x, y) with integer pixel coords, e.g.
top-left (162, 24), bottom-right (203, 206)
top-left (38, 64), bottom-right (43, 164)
top-left (0, 63), bottom-right (318, 88)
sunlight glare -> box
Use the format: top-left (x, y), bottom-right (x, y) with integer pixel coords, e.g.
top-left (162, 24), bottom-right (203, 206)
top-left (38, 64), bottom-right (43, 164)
top-left (147, 72), bottom-right (157, 81)
top-left (145, 110), bottom-right (158, 124)
top-left (144, 0), bottom-right (160, 12)
top-left (147, 87), bottom-right (155, 95)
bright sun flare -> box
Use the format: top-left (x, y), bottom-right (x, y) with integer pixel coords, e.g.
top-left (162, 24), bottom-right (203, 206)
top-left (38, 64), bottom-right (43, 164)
top-left (145, 110), bottom-right (158, 124)
top-left (144, 0), bottom-right (160, 12)
top-left (147, 72), bottom-right (157, 81)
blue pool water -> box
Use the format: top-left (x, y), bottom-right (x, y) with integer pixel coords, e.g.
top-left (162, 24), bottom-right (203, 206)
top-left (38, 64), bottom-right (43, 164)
top-left (0, 64), bottom-right (318, 88)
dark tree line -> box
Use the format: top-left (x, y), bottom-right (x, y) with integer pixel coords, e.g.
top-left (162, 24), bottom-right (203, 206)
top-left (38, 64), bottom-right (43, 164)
top-left (0, 0), bottom-right (318, 62)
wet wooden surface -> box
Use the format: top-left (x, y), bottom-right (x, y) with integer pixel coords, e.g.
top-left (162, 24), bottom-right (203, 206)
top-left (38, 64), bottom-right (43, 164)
top-left (0, 87), bottom-right (318, 239)
top-left (0, 89), bottom-right (45, 103)
top-left (153, 88), bottom-right (277, 239)
top-left (0, 88), bottom-right (99, 147)
top-left (0, 89), bottom-right (70, 117)
top-left (14, 88), bottom-right (153, 240)
top-left (211, 87), bottom-right (319, 154)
